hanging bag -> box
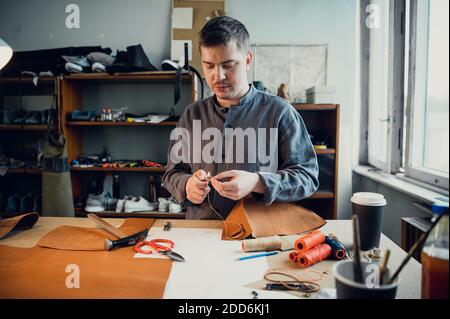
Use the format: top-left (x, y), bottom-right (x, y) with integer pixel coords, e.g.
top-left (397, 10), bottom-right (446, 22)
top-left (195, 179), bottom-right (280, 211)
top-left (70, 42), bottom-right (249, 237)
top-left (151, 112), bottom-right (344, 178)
top-left (42, 91), bottom-right (74, 216)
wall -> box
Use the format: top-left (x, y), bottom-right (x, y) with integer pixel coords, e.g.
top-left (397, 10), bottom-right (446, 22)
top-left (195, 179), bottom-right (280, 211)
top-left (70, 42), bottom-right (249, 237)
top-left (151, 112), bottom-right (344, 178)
top-left (0, 0), bottom-right (358, 217)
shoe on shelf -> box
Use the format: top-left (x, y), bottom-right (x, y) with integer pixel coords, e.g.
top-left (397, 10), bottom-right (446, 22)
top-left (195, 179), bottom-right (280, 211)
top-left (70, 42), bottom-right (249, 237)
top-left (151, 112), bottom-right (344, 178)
top-left (12, 110), bottom-right (27, 124)
top-left (85, 192), bottom-right (118, 213)
top-left (115, 195), bottom-right (134, 213)
top-left (3, 110), bottom-right (22, 125)
top-left (6, 193), bottom-right (20, 213)
top-left (124, 196), bottom-right (158, 213)
top-left (19, 193), bottom-right (34, 213)
top-left (168, 197), bottom-right (182, 213)
top-left (32, 194), bottom-right (42, 213)
top-left (0, 194), bottom-right (6, 212)
top-left (158, 197), bottom-right (169, 212)
top-left (24, 111), bottom-right (43, 125)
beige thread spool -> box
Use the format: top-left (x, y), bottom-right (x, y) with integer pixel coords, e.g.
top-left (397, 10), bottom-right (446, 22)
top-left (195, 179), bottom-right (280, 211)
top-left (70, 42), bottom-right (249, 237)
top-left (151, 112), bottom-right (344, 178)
top-left (242, 236), bottom-right (282, 252)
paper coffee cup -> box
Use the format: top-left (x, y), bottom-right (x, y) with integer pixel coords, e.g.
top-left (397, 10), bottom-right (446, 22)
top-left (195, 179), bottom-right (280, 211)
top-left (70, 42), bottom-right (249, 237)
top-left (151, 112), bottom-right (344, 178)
top-left (351, 193), bottom-right (387, 251)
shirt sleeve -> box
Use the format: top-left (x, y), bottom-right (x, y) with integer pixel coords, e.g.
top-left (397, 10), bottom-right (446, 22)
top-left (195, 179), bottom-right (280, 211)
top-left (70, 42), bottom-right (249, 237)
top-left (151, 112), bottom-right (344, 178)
top-left (161, 113), bottom-right (193, 204)
top-left (253, 105), bottom-right (319, 205)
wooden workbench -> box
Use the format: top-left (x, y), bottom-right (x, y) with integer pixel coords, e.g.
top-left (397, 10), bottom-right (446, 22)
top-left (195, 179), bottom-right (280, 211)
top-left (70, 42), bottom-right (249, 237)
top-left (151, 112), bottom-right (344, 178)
top-left (0, 217), bottom-right (422, 299)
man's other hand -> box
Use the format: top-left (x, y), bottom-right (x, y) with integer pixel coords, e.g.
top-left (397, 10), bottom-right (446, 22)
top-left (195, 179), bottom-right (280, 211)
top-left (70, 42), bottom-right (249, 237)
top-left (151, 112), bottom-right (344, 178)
top-left (210, 170), bottom-right (264, 201)
top-left (185, 169), bottom-right (211, 204)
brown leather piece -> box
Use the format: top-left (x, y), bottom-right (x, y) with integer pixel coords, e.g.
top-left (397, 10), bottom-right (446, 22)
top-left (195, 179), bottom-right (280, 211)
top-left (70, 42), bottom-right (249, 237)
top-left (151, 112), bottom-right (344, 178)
top-left (0, 218), bottom-right (171, 298)
top-left (224, 198), bottom-right (326, 239)
top-left (0, 245), bottom-right (172, 298)
top-left (0, 213), bottom-right (39, 239)
top-left (38, 218), bottom-right (155, 251)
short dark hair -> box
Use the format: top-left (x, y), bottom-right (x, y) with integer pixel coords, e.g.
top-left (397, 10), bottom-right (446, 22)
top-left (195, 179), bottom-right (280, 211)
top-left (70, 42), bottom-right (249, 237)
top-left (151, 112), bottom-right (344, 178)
top-left (199, 16), bottom-right (250, 52)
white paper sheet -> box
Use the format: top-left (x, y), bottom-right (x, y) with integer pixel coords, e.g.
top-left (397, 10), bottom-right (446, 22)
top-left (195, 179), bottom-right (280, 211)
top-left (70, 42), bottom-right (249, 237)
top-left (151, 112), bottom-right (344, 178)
top-left (134, 227), bottom-right (293, 299)
top-left (172, 7), bottom-right (193, 29)
top-left (171, 40), bottom-right (192, 62)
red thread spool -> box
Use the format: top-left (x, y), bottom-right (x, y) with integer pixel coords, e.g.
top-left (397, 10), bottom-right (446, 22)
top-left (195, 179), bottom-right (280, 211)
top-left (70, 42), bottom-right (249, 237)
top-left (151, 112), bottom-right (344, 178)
top-left (289, 250), bottom-right (299, 263)
top-left (295, 230), bottom-right (325, 253)
top-left (297, 244), bottom-right (332, 268)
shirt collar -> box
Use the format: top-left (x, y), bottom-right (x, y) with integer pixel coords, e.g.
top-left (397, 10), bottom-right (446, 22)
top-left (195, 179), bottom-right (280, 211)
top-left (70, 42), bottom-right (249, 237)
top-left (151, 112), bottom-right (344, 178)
top-left (212, 84), bottom-right (257, 111)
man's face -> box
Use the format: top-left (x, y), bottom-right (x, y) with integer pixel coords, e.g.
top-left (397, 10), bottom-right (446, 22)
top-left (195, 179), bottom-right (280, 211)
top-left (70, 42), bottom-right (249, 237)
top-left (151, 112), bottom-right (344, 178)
top-left (200, 41), bottom-right (253, 102)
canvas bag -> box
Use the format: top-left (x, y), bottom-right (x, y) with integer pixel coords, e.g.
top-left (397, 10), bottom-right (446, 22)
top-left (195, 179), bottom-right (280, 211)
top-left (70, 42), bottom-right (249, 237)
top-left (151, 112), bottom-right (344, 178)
top-left (42, 94), bottom-right (74, 216)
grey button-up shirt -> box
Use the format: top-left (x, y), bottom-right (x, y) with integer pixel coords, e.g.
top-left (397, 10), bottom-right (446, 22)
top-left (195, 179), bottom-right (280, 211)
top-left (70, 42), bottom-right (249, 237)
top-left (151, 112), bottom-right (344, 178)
top-left (163, 84), bottom-right (319, 219)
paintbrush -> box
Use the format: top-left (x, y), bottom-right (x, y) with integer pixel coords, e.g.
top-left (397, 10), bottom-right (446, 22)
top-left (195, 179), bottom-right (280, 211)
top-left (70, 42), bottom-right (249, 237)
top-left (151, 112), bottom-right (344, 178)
top-left (388, 213), bottom-right (445, 285)
top-left (379, 249), bottom-right (390, 286)
top-left (352, 215), bottom-right (364, 283)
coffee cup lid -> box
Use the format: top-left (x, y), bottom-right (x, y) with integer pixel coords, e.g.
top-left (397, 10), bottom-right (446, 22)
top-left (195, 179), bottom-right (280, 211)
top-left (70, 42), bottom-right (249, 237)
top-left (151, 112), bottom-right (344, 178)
top-left (351, 192), bottom-right (387, 206)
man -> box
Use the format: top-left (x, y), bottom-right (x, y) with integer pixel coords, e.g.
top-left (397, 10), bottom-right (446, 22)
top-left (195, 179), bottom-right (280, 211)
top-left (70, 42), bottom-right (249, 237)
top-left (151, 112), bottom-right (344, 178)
top-left (163, 16), bottom-right (319, 219)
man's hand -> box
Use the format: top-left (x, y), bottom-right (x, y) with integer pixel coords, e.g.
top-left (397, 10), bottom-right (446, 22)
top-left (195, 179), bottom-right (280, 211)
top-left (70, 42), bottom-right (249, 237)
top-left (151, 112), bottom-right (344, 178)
top-left (185, 170), bottom-right (211, 204)
top-left (210, 170), bottom-right (264, 201)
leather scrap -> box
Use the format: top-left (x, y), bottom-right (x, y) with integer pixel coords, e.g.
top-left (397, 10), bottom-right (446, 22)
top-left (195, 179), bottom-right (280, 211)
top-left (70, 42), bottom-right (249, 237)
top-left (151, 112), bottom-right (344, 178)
top-left (0, 213), bottom-right (39, 239)
top-left (224, 198), bottom-right (326, 239)
top-left (38, 218), bottom-right (155, 251)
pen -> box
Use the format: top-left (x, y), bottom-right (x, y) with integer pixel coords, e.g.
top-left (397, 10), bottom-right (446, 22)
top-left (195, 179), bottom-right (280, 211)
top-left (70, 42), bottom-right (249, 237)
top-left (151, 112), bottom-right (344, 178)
top-left (238, 251), bottom-right (279, 261)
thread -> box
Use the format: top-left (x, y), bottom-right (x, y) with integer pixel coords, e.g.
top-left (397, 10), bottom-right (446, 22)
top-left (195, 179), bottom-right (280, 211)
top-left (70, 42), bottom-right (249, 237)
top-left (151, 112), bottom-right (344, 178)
top-left (242, 236), bottom-right (282, 252)
top-left (297, 244), bottom-right (332, 268)
top-left (208, 190), bottom-right (246, 240)
top-left (289, 250), bottom-right (299, 263)
top-left (295, 230), bottom-right (325, 253)
top-left (325, 236), bottom-right (348, 260)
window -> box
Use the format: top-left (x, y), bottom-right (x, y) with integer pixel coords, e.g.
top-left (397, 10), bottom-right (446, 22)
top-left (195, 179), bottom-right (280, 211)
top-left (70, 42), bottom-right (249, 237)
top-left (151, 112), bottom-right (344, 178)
top-left (365, 0), bottom-right (449, 193)
top-left (405, 0), bottom-right (449, 190)
top-left (368, 0), bottom-right (391, 171)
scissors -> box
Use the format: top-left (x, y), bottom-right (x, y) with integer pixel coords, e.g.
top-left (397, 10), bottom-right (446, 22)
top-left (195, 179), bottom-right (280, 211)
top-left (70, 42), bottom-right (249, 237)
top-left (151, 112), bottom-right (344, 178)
top-left (134, 239), bottom-right (185, 262)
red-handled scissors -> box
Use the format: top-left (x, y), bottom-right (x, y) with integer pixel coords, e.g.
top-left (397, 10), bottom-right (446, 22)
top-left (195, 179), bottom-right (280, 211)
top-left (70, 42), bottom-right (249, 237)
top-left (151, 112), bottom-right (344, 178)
top-left (134, 239), bottom-right (185, 262)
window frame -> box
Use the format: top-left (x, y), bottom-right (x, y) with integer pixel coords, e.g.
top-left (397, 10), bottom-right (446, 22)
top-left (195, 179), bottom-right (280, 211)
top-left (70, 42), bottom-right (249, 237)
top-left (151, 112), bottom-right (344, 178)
top-left (404, 0), bottom-right (449, 191)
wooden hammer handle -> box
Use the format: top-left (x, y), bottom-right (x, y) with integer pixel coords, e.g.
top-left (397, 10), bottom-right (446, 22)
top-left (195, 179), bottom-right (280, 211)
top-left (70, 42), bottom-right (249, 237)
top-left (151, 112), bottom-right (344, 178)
top-left (87, 213), bottom-right (127, 239)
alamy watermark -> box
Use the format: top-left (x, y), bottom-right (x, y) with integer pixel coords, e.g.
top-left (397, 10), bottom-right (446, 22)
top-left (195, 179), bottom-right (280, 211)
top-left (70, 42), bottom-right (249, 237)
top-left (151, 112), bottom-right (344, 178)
top-left (169, 120), bottom-right (279, 171)
top-left (66, 4), bottom-right (80, 29)
top-left (65, 264), bottom-right (80, 288)
top-left (366, 4), bottom-right (381, 29)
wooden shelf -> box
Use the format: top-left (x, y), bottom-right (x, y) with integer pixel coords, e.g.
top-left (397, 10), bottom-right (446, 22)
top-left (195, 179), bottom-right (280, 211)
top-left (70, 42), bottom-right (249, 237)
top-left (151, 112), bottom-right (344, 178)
top-left (0, 168), bottom-right (42, 175)
top-left (293, 104), bottom-right (337, 111)
top-left (63, 71), bottom-right (192, 83)
top-left (308, 191), bottom-right (335, 199)
top-left (71, 166), bottom-right (166, 173)
top-left (0, 124), bottom-right (48, 131)
top-left (315, 148), bottom-right (336, 155)
top-left (66, 121), bottom-right (178, 127)
top-left (74, 210), bottom-right (185, 219)
top-left (0, 77), bottom-right (55, 84)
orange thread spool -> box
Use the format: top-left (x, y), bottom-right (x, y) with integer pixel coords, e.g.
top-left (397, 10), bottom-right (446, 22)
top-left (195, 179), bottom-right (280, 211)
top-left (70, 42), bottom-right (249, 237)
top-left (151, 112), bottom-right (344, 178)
top-left (289, 250), bottom-right (299, 263)
top-left (297, 244), bottom-right (332, 268)
top-left (295, 230), bottom-right (325, 253)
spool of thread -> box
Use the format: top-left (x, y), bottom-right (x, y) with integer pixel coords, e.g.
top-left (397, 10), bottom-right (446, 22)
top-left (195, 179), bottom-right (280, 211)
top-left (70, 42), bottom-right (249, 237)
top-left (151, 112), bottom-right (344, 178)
top-left (325, 236), bottom-right (347, 260)
top-left (295, 230), bottom-right (325, 253)
top-left (289, 250), bottom-right (299, 263)
top-left (297, 244), bottom-right (332, 268)
top-left (242, 236), bottom-right (282, 252)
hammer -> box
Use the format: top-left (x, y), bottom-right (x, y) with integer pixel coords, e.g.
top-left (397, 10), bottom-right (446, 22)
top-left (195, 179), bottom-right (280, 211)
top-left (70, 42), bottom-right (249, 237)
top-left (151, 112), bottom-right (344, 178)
top-left (87, 213), bottom-right (149, 251)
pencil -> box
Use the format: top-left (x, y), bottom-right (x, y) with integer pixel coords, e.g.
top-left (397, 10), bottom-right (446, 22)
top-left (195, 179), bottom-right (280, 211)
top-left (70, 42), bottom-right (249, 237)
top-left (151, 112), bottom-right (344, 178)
top-left (352, 215), bottom-right (364, 283)
top-left (379, 249), bottom-right (390, 286)
top-left (238, 251), bottom-right (279, 261)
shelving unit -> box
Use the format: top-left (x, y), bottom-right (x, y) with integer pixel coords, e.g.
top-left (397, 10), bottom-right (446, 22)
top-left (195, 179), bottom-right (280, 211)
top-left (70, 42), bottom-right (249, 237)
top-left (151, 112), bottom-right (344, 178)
top-left (0, 77), bottom-right (57, 218)
top-left (60, 71), bottom-right (197, 218)
top-left (293, 103), bottom-right (340, 219)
